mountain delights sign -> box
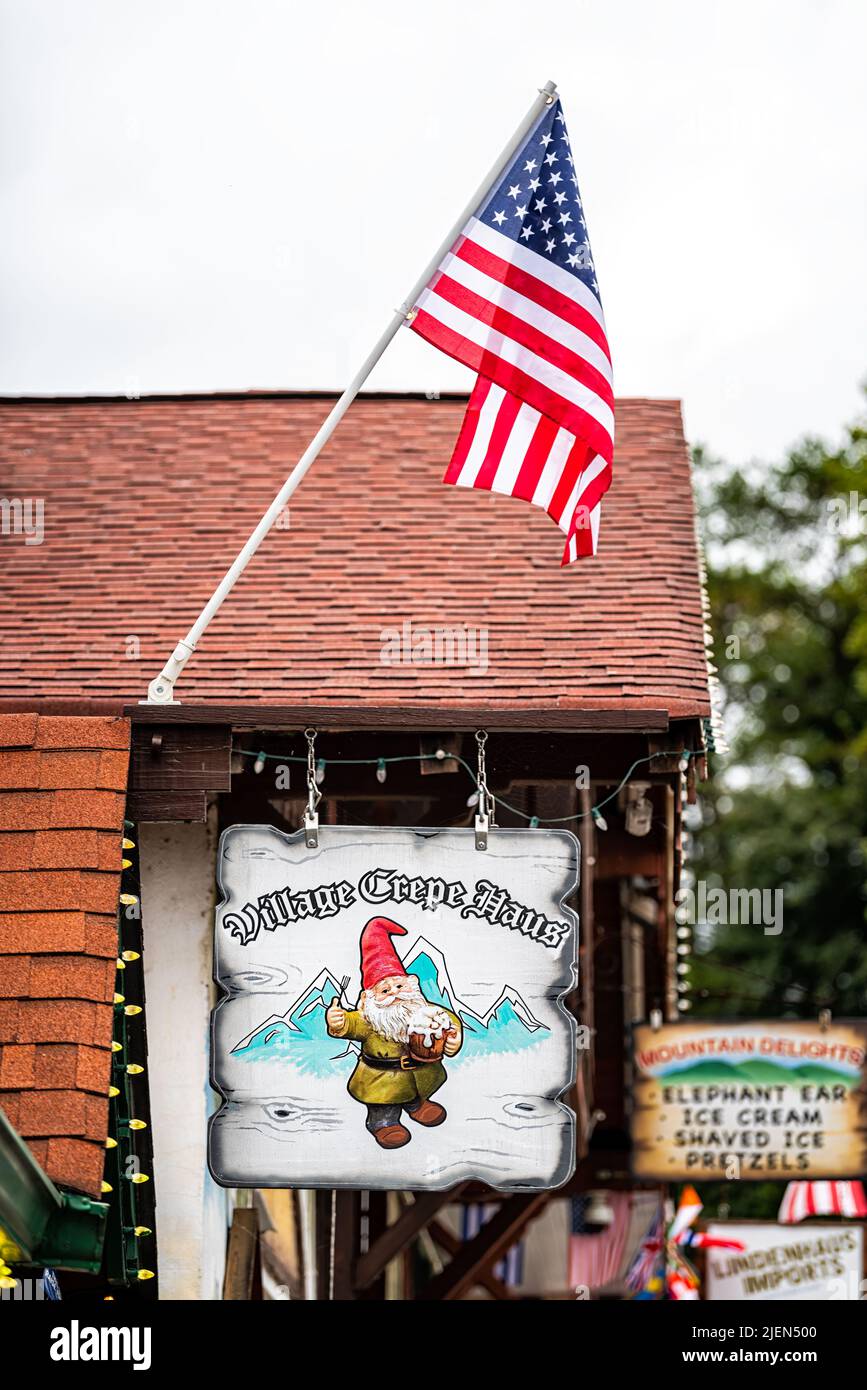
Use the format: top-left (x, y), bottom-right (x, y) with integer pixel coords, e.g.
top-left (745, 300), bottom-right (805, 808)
top-left (209, 824), bottom-right (578, 1190)
top-left (631, 1020), bottom-right (867, 1181)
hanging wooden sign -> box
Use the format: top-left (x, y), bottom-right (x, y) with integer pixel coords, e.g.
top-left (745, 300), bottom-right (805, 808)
top-left (631, 1019), bottom-right (867, 1181)
top-left (705, 1222), bottom-right (864, 1301)
top-left (209, 824), bottom-right (578, 1190)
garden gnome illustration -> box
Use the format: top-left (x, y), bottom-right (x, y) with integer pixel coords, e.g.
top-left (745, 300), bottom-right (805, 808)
top-left (325, 917), bottom-right (463, 1148)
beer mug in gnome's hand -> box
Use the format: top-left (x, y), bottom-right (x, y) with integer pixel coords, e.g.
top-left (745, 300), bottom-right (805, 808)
top-left (325, 916), bottom-right (463, 1150)
top-left (407, 1004), bottom-right (455, 1063)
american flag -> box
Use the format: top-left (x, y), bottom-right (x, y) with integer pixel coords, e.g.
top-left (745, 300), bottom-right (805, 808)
top-left (568, 1192), bottom-right (631, 1290)
top-left (778, 1180), bottom-right (867, 1223)
top-left (410, 97), bottom-right (613, 564)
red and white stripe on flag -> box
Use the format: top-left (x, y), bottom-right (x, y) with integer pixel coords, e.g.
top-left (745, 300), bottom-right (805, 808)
top-left (444, 378), bottom-right (608, 561)
top-left (409, 96), bottom-right (614, 566)
top-left (568, 1191), bottom-right (632, 1289)
top-left (778, 1180), bottom-right (867, 1224)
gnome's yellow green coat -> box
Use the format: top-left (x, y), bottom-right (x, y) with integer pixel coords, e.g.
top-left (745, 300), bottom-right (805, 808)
top-left (328, 1008), bottom-right (462, 1105)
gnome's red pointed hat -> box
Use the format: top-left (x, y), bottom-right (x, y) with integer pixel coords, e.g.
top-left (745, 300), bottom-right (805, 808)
top-left (360, 917), bottom-right (408, 990)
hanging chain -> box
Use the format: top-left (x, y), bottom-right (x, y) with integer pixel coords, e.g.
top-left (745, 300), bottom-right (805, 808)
top-left (474, 729), bottom-right (495, 850)
top-left (303, 727), bottom-right (322, 848)
top-left (476, 730), bottom-right (490, 810)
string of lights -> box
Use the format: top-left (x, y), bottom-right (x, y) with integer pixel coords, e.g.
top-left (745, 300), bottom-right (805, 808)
top-left (102, 828), bottom-right (155, 1287)
top-left (237, 744), bottom-right (704, 829)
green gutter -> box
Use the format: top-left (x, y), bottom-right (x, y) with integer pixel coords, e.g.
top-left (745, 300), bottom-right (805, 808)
top-left (0, 1107), bottom-right (107, 1272)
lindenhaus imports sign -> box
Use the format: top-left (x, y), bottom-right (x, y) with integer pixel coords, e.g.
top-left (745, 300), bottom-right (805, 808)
top-left (631, 1020), bottom-right (867, 1180)
top-left (705, 1222), bottom-right (864, 1301)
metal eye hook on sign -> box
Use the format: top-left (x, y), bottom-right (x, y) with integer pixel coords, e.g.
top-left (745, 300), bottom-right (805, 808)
top-left (474, 729), bottom-right (496, 851)
top-left (303, 727), bottom-right (322, 849)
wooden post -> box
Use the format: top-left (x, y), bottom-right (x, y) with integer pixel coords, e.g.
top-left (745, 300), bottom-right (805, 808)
top-left (330, 1191), bottom-right (360, 1300)
top-left (314, 1190), bottom-right (333, 1300)
top-left (223, 1208), bottom-right (261, 1300)
top-left (312, 1189), bottom-right (361, 1299)
top-left (357, 1190), bottom-right (388, 1300)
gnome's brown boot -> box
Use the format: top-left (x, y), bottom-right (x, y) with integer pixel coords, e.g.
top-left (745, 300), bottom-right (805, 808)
top-left (407, 1100), bottom-right (446, 1127)
top-left (372, 1123), bottom-right (411, 1149)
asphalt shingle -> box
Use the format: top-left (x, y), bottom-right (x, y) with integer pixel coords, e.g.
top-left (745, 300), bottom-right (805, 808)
top-left (0, 393), bottom-right (710, 716)
top-left (0, 715), bottom-right (129, 1196)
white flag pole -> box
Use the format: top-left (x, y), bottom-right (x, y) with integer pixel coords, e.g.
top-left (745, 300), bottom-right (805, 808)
top-left (144, 80), bottom-right (558, 703)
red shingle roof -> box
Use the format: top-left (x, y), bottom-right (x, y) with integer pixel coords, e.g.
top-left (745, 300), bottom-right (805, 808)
top-left (0, 714), bottom-right (129, 1197)
top-left (0, 394), bottom-right (710, 717)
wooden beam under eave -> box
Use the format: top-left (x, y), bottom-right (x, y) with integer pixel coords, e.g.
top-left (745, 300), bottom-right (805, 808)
top-left (592, 837), bottom-right (666, 879)
top-left (126, 703), bottom-right (671, 733)
top-left (130, 723), bottom-right (232, 792)
top-left (428, 1219), bottom-right (515, 1300)
top-left (353, 1185), bottom-right (468, 1292)
top-left (415, 1193), bottom-right (549, 1301)
top-left (126, 790), bottom-right (207, 823)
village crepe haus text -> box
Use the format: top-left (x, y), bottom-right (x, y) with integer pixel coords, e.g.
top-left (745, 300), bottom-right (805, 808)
top-left (222, 868), bottom-right (572, 950)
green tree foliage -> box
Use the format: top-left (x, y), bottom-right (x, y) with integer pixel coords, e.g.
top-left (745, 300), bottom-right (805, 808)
top-left (683, 403), bottom-right (866, 1224)
top-left (691, 402), bottom-right (867, 1017)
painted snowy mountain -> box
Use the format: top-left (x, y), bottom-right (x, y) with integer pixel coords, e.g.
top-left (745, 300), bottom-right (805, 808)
top-left (231, 969), bottom-right (359, 1075)
top-left (400, 937), bottom-right (547, 1059)
top-left (231, 939), bottom-right (548, 1071)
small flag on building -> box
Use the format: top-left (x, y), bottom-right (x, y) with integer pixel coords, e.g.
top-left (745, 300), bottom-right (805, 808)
top-left (675, 1229), bottom-right (746, 1252)
top-left (410, 97), bottom-right (613, 564)
top-left (668, 1184), bottom-right (703, 1241)
top-left (624, 1204), bottom-right (665, 1299)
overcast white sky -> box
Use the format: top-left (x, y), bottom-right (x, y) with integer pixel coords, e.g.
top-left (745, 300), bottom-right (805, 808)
top-left (1, 0), bottom-right (865, 462)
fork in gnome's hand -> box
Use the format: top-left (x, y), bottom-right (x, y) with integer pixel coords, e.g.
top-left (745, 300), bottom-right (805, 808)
top-left (327, 975), bottom-right (351, 1031)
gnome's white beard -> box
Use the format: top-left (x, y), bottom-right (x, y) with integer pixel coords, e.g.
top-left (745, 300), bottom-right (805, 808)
top-left (361, 982), bottom-right (427, 1043)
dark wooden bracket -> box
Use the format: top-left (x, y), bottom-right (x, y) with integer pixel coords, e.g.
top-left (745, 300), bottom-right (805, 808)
top-left (127, 723), bottom-right (232, 822)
